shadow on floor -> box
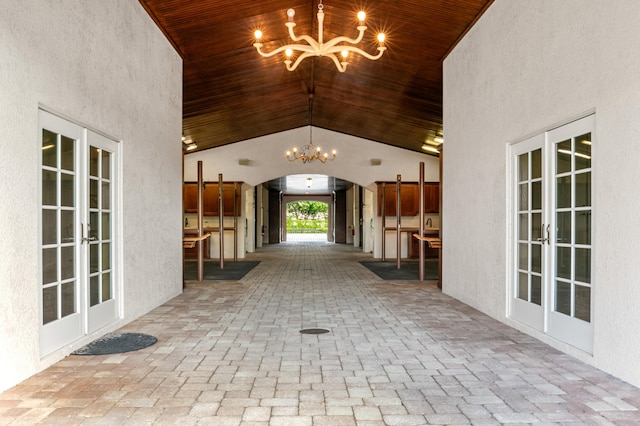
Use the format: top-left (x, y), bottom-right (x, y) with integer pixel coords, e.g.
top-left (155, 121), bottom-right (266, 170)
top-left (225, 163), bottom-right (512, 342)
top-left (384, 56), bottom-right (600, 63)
top-left (359, 260), bottom-right (438, 280)
top-left (184, 260), bottom-right (259, 280)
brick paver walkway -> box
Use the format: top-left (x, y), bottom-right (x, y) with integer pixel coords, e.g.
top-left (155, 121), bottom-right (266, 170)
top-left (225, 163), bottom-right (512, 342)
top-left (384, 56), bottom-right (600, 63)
top-left (2, 241), bottom-right (640, 424)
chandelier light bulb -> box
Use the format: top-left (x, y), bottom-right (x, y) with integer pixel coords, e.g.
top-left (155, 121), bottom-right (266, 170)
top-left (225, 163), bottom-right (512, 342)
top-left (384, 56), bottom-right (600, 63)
top-left (287, 8), bottom-right (295, 21)
top-left (341, 50), bottom-right (348, 59)
top-left (254, 30), bottom-right (263, 40)
top-left (285, 48), bottom-right (293, 57)
top-left (377, 33), bottom-right (385, 44)
top-left (357, 11), bottom-right (366, 23)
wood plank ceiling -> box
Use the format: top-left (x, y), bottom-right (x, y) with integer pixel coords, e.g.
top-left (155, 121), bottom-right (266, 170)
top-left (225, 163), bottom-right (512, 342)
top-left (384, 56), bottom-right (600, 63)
top-left (139, 0), bottom-right (493, 154)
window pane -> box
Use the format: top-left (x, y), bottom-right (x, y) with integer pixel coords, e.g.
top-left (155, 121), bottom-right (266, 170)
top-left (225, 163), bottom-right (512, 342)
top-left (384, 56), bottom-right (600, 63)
top-left (556, 211), bottom-right (571, 244)
top-left (102, 272), bottom-right (112, 302)
top-left (90, 179), bottom-right (98, 209)
top-left (519, 243), bottom-right (528, 270)
top-left (61, 172), bottom-right (74, 207)
top-left (556, 176), bottom-right (571, 209)
top-left (576, 211), bottom-right (591, 245)
top-left (518, 154), bottom-right (528, 182)
top-left (42, 209), bottom-right (57, 245)
top-left (89, 211), bottom-right (99, 240)
top-left (90, 146), bottom-right (99, 177)
top-left (531, 181), bottom-right (542, 210)
top-left (61, 281), bottom-right (76, 317)
top-left (519, 213), bottom-right (528, 240)
top-left (102, 182), bottom-right (110, 209)
top-left (556, 246), bottom-right (571, 279)
top-left (531, 149), bottom-right (542, 179)
top-left (575, 133), bottom-right (591, 171)
top-left (519, 183), bottom-right (528, 211)
top-left (61, 210), bottom-right (75, 243)
top-left (531, 244), bottom-right (541, 273)
top-left (42, 130), bottom-right (57, 168)
top-left (531, 213), bottom-right (541, 240)
top-left (60, 246), bottom-right (74, 280)
top-left (90, 243), bottom-right (99, 273)
top-left (42, 170), bottom-right (57, 206)
top-left (61, 136), bottom-right (75, 172)
top-left (102, 151), bottom-right (111, 179)
top-left (90, 275), bottom-right (100, 307)
top-left (575, 284), bottom-right (591, 322)
top-left (518, 272), bottom-right (528, 300)
top-left (42, 286), bottom-right (58, 324)
top-left (575, 248), bottom-right (591, 283)
top-left (102, 212), bottom-right (110, 240)
top-left (556, 139), bottom-right (572, 174)
top-left (555, 281), bottom-right (571, 316)
top-left (42, 248), bottom-right (57, 284)
top-left (531, 275), bottom-right (542, 305)
top-left (102, 243), bottom-right (111, 271)
top-left (575, 172), bottom-right (591, 207)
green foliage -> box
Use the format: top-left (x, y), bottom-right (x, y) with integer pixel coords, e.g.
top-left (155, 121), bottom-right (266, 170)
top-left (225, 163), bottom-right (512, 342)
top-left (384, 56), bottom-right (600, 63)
top-left (286, 201), bottom-right (328, 233)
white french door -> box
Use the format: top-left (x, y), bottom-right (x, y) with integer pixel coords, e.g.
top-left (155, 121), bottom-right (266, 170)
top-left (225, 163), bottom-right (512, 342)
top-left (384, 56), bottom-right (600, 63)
top-left (510, 115), bottom-right (594, 353)
top-left (40, 110), bottom-right (119, 356)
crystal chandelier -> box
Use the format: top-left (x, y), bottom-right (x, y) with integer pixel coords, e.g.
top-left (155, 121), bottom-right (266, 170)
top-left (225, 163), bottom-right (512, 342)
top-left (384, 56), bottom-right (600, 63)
top-left (253, 1), bottom-right (386, 73)
top-left (286, 94), bottom-right (336, 163)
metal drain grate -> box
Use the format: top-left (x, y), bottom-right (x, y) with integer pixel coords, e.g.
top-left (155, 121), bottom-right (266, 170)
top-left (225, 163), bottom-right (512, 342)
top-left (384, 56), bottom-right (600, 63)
top-left (299, 328), bottom-right (330, 334)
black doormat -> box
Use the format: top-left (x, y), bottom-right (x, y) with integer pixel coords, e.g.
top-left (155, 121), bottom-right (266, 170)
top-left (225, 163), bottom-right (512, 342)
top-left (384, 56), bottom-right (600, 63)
top-left (184, 261), bottom-right (260, 281)
top-left (72, 332), bottom-right (157, 355)
top-left (359, 260), bottom-right (438, 280)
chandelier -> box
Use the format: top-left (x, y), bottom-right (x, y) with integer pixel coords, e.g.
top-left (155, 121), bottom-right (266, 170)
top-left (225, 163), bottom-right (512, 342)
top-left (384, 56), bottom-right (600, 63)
top-left (253, 1), bottom-right (386, 73)
top-left (286, 94), bottom-right (336, 163)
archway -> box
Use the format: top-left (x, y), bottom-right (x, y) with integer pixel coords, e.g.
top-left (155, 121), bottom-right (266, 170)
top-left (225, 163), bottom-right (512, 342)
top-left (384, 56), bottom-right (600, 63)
top-left (285, 200), bottom-right (329, 242)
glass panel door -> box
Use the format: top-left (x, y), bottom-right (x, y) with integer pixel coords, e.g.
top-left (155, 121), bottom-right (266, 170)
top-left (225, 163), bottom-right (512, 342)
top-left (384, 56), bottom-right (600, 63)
top-left (510, 115), bottom-right (594, 353)
top-left (40, 112), bottom-right (83, 355)
top-left (510, 134), bottom-right (546, 330)
top-left (547, 116), bottom-right (594, 352)
top-left (40, 111), bottom-right (119, 356)
top-left (86, 131), bottom-right (118, 333)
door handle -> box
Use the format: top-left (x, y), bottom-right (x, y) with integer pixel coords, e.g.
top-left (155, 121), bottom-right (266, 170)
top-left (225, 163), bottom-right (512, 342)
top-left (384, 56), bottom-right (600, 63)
top-left (81, 223), bottom-right (97, 244)
top-left (535, 224), bottom-right (551, 244)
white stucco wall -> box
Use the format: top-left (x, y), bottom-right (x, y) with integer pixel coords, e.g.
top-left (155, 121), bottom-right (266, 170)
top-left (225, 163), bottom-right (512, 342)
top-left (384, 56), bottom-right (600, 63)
top-left (0, 1), bottom-right (182, 391)
top-left (444, 0), bottom-right (640, 387)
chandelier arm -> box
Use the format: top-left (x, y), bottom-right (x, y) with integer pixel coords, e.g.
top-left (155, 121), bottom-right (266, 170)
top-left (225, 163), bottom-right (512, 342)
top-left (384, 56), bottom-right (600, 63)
top-left (254, 43), bottom-right (317, 58)
top-left (286, 22), bottom-right (322, 50)
top-left (321, 28), bottom-right (366, 50)
top-left (329, 46), bottom-right (387, 61)
top-left (326, 53), bottom-right (348, 72)
top-left (286, 51), bottom-right (318, 71)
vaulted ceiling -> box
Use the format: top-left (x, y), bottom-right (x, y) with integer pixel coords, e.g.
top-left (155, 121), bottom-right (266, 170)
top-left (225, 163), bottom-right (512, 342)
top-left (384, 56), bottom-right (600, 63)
top-left (139, 0), bottom-right (493, 154)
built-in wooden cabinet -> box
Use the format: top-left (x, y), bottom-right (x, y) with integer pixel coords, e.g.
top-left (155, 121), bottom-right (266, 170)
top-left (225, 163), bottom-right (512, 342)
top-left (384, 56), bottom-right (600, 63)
top-left (183, 182), bottom-right (242, 216)
top-left (376, 182), bottom-right (439, 216)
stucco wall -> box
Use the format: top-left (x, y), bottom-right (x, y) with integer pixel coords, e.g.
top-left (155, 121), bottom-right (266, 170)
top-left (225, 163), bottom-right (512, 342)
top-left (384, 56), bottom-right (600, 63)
top-left (0, 1), bottom-right (182, 391)
top-left (443, 0), bottom-right (640, 387)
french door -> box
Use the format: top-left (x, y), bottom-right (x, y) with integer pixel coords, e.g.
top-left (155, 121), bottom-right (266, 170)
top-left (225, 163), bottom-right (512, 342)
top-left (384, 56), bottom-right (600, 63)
top-left (510, 115), bottom-right (593, 353)
top-left (40, 110), bottom-right (119, 356)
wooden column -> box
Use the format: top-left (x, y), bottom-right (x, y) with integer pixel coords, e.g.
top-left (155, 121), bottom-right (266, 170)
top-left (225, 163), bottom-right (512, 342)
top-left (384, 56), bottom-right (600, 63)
top-left (418, 162), bottom-right (425, 281)
top-left (396, 174), bottom-right (401, 269)
top-left (197, 161), bottom-right (204, 281)
top-left (218, 173), bottom-right (224, 269)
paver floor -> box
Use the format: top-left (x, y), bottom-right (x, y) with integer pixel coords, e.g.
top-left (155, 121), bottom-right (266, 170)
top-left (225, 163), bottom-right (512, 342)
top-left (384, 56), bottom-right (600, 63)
top-left (2, 241), bottom-right (640, 425)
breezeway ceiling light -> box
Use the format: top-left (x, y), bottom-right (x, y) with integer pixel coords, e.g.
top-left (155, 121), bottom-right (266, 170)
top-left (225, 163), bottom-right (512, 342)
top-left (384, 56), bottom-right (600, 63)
top-left (422, 144), bottom-right (440, 154)
top-left (253, 1), bottom-right (386, 73)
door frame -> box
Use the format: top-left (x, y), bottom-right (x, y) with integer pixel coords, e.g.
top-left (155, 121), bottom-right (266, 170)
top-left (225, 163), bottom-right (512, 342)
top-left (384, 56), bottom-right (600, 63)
top-left (39, 109), bottom-right (122, 357)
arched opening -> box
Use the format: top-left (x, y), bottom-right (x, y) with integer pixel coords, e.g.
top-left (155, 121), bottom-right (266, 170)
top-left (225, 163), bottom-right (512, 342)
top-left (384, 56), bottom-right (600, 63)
top-left (285, 200), bottom-right (329, 242)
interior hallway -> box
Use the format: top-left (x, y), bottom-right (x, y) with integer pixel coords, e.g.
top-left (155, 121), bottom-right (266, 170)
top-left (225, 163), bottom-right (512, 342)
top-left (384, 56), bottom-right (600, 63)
top-left (2, 242), bottom-right (640, 425)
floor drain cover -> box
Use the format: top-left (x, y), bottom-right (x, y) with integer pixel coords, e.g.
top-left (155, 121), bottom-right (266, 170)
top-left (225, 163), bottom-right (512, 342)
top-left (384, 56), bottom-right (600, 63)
top-left (300, 328), bottom-right (330, 334)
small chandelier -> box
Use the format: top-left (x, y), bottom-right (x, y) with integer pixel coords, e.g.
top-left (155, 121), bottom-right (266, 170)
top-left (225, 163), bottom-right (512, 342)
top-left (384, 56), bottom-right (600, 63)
top-left (253, 1), bottom-right (386, 73)
top-left (286, 94), bottom-right (336, 163)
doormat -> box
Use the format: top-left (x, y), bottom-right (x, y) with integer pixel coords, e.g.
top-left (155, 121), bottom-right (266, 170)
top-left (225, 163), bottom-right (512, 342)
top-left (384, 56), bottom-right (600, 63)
top-left (184, 261), bottom-right (260, 281)
top-left (359, 260), bottom-right (438, 281)
top-left (72, 332), bottom-right (157, 355)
